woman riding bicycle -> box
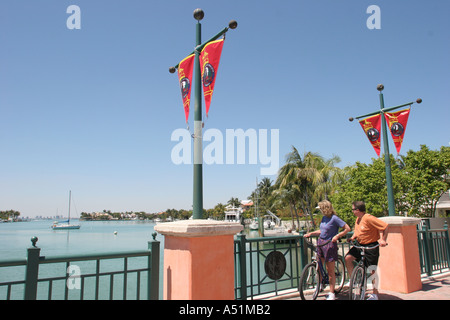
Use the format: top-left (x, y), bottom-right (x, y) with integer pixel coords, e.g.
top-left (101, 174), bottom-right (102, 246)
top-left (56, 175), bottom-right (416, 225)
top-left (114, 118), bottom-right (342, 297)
top-left (304, 200), bottom-right (351, 300)
top-left (345, 201), bottom-right (389, 300)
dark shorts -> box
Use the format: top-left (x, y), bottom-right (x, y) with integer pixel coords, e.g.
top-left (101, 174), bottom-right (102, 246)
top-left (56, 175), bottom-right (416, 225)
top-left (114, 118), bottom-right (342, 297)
top-left (346, 242), bottom-right (380, 268)
top-left (317, 238), bottom-right (339, 262)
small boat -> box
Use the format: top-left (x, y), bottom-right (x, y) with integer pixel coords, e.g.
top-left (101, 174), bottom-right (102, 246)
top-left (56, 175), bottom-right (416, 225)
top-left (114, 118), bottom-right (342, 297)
top-left (249, 216), bottom-right (259, 230)
top-left (52, 191), bottom-right (80, 230)
top-left (249, 220), bottom-right (259, 230)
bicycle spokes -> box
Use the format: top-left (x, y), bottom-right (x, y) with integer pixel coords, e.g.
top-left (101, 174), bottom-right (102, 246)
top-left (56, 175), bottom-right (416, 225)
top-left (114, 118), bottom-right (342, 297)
top-left (350, 266), bottom-right (366, 300)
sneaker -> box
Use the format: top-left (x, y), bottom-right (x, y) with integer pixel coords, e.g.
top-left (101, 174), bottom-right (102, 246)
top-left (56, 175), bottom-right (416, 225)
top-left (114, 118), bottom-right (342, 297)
top-left (366, 293), bottom-right (378, 300)
top-left (326, 293), bottom-right (336, 300)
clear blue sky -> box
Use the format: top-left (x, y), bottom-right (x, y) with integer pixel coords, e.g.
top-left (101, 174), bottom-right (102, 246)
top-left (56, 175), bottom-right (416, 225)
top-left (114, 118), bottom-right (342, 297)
top-left (1, 0), bottom-right (449, 217)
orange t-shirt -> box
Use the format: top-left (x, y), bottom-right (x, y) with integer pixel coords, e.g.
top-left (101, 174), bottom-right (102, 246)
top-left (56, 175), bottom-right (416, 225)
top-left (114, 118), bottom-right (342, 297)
top-left (354, 214), bottom-right (388, 245)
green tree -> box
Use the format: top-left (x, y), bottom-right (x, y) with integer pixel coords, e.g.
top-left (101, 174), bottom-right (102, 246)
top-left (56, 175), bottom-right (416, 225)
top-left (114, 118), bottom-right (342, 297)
top-left (399, 145), bottom-right (450, 217)
top-left (274, 147), bottom-right (324, 229)
top-left (0, 210), bottom-right (21, 220)
top-left (330, 155), bottom-right (404, 226)
top-left (248, 177), bottom-right (274, 217)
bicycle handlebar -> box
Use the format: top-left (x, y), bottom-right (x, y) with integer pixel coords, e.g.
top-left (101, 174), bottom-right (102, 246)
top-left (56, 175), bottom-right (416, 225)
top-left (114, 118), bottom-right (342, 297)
top-left (349, 240), bottom-right (386, 250)
top-left (304, 236), bottom-right (331, 248)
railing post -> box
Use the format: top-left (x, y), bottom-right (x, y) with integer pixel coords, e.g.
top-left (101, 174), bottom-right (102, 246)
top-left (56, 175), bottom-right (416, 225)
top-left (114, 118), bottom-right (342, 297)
top-left (298, 229), bottom-right (307, 271)
top-left (444, 221), bottom-right (450, 270)
top-left (421, 223), bottom-right (433, 276)
top-left (24, 237), bottom-right (41, 300)
top-left (148, 233), bottom-right (160, 300)
top-left (236, 233), bottom-right (247, 300)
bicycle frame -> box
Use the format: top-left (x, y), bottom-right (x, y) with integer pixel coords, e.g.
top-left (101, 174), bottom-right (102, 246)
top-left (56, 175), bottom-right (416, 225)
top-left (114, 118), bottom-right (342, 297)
top-left (300, 237), bottom-right (346, 300)
top-left (348, 241), bottom-right (382, 300)
top-left (314, 251), bottom-right (329, 285)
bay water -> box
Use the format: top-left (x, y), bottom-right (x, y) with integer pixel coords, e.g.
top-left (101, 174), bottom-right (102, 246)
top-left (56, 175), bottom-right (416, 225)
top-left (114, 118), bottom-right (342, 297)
top-left (0, 220), bottom-right (162, 300)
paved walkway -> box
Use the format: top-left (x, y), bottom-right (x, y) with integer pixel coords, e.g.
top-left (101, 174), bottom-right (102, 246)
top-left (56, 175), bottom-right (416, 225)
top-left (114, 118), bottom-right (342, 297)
top-left (285, 272), bottom-right (450, 300)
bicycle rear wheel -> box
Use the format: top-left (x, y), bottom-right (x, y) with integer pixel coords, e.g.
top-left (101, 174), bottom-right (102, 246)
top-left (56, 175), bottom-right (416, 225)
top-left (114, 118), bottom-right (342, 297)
top-left (299, 262), bottom-right (321, 300)
top-left (334, 256), bottom-right (346, 294)
top-left (349, 265), bottom-right (366, 300)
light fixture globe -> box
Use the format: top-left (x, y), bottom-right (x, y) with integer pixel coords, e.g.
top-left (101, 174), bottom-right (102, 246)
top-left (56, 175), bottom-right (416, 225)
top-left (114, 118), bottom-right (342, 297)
top-left (228, 20), bottom-right (238, 29)
top-left (193, 8), bottom-right (204, 21)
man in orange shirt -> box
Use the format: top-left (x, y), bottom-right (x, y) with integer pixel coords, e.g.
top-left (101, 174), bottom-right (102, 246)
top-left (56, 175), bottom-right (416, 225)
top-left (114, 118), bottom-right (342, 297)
top-left (345, 201), bottom-right (388, 300)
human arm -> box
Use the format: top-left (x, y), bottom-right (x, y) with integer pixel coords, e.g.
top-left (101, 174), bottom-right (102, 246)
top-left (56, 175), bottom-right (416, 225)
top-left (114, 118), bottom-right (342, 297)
top-left (378, 226), bottom-right (388, 247)
top-left (332, 223), bottom-right (351, 243)
top-left (304, 230), bottom-right (321, 238)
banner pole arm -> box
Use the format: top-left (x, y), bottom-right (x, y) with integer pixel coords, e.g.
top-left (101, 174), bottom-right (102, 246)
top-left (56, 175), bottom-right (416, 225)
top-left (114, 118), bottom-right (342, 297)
top-left (349, 99), bottom-right (421, 122)
top-left (169, 23), bottom-right (236, 72)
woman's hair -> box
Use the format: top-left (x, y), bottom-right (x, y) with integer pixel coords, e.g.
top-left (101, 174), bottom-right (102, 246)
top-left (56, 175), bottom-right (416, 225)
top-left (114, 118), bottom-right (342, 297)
top-left (318, 200), bottom-right (336, 218)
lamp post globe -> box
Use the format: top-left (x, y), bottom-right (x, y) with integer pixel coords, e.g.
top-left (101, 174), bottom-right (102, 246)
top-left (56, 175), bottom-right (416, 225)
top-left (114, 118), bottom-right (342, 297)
top-left (228, 20), bottom-right (238, 29)
top-left (193, 8), bottom-right (204, 21)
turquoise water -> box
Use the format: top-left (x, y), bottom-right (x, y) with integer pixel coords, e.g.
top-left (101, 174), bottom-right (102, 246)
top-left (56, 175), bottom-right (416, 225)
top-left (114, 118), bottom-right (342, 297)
top-left (0, 221), bottom-right (299, 300)
top-left (0, 220), bottom-right (162, 300)
top-left (0, 220), bottom-right (160, 260)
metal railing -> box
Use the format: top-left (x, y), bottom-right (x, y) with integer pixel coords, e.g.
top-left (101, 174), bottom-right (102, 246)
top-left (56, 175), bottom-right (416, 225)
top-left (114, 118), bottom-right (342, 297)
top-left (233, 231), bottom-right (353, 300)
top-left (417, 221), bottom-right (450, 276)
top-left (234, 233), bottom-right (304, 300)
top-left (0, 237), bottom-right (160, 300)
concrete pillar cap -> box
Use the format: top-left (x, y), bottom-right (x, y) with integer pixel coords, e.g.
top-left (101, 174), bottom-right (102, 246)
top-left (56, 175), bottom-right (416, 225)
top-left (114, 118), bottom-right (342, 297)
top-left (379, 216), bottom-right (421, 226)
top-left (154, 219), bottom-right (243, 237)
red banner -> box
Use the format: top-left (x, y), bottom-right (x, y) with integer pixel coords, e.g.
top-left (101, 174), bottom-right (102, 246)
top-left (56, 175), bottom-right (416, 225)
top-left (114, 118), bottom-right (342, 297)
top-left (384, 108), bottom-right (410, 154)
top-left (200, 39), bottom-right (224, 117)
top-left (177, 54), bottom-right (195, 123)
top-left (359, 114), bottom-right (382, 156)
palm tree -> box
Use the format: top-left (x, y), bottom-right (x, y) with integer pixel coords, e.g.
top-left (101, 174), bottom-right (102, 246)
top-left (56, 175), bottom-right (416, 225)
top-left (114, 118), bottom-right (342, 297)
top-left (314, 154), bottom-right (343, 201)
top-left (274, 147), bottom-right (316, 228)
top-left (227, 197), bottom-right (240, 207)
top-left (272, 183), bottom-right (301, 230)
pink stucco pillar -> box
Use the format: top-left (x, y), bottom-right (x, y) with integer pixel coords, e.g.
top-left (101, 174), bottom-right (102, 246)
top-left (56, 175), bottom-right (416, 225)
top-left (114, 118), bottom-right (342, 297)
top-left (378, 217), bottom-right (422, 293)
top-left (154, 220), bottom-right (243, 300)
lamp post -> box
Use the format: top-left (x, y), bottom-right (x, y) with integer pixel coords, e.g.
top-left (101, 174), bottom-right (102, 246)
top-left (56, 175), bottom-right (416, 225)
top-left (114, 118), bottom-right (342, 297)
top-left (349, 84), bottom-right (422, 216)
top-left (169, 9), bottom-right (237, 219)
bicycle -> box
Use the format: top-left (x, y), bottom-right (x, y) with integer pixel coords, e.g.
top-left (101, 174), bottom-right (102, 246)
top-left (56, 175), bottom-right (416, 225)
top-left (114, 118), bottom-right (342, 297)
top-left (299, 237), bottom-right (346, 300)
top-left (347, 241), bottom-right (384, 300)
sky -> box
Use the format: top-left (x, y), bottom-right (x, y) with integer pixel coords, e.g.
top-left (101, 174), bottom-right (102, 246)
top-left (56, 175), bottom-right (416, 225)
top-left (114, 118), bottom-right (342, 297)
top-left (1, 0), bottom-right (449, 218)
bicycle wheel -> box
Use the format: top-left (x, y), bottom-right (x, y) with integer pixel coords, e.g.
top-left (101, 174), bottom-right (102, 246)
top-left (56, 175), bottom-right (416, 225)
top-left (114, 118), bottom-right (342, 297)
top-left (349, 265), bottom-right (366, 300)
top-left (299, 262), bottom-right (321, 300)
top-left (334, 256), bottom-right (346, 294)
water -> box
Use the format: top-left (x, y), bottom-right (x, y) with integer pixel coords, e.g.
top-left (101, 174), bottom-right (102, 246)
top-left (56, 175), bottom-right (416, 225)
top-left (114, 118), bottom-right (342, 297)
top-left (0, 220), bottom-right (162, 300)
top-left (0, 220), bottom-right (159, 259)
top-left (0, 221), bottom-right (301, 299)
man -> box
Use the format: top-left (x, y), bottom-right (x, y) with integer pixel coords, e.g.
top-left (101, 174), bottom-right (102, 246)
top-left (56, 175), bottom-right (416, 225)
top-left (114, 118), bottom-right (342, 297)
top-left (345, 201), bottom-right (388, 300)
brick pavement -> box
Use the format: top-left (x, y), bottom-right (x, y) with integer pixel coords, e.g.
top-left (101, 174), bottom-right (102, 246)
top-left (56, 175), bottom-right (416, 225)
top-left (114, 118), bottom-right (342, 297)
top-left (285, 272), bottom-right (450, 300)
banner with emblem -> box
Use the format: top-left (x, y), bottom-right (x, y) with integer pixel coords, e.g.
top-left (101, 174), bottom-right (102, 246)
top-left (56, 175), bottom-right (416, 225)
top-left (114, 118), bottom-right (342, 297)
top-left (359, 114), bottom-right (382, 157)
top-left (177, 53), bottom-right (195, 123)
top-left (384, 108), bottom-right (410, 154)
top-left (200, 38), bottom-right (224, 117)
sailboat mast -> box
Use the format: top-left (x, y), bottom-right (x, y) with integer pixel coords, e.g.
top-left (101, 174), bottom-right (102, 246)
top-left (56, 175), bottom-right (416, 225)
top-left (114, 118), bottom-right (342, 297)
top-left (68, 190), bottom-right (71, 223)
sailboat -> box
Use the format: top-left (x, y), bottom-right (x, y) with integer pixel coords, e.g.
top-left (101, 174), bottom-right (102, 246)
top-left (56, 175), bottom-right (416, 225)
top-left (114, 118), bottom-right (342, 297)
top-left (52, 191), bottom-right (81, 230)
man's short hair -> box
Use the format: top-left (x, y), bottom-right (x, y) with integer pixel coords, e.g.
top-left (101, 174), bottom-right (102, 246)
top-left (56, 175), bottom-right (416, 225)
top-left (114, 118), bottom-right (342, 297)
top-left (352, 201), bottom-right (366, 212)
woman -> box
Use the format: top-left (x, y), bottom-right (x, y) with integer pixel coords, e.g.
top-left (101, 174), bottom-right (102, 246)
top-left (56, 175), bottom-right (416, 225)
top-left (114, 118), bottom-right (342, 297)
top-left (304, 200), bottom-right (351, 300)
